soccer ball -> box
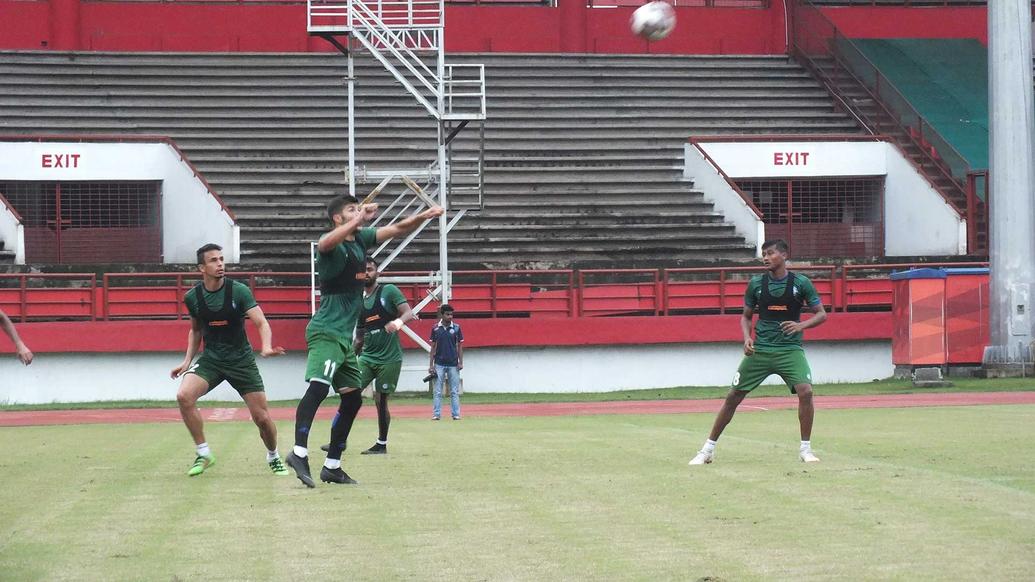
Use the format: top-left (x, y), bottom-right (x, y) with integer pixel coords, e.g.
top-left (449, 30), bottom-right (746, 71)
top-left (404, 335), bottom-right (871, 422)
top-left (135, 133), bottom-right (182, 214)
top-left (630, 1), bottom-right (677, 42)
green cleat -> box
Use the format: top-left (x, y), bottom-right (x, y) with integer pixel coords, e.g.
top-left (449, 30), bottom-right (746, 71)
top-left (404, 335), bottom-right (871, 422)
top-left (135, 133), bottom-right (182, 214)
top-left (268, 457), bottom-right (290, 476)
top-left (187, 454), bottom-right (215, 476)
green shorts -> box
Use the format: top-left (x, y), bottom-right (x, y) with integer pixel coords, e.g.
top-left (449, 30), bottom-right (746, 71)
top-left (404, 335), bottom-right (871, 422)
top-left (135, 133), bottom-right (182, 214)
top-left (305, 333), bottom-right (363, 391)
top-left (359, 358), bottom-right (402, 394)
top-left (732, 349), bottom-right (813, 393)
top-left (188, 353), bottom-right (265, 395)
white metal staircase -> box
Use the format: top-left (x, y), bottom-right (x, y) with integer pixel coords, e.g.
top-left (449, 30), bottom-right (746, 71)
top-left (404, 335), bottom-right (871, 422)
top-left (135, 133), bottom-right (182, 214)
top-left (307, 0), bottom-right (486, 306)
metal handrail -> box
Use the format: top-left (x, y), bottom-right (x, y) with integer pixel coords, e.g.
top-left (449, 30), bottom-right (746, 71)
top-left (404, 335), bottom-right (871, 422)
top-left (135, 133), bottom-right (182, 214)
top-left (792, 1), bottom-right (978, 186)
top-left (0, 263), bottom-right (993, 322)
top-left (686, 139), bottom-right (764, 218)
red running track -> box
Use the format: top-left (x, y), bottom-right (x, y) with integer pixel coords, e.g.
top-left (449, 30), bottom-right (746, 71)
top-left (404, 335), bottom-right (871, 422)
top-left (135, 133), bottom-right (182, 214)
top-left (2, 392), bottom-right (1034, 427)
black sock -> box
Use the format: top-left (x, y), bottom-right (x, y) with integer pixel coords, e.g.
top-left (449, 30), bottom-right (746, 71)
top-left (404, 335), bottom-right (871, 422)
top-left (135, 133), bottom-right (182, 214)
top-left (376, 393), bottom-right (391, 444)
top-left (294, 381), bottom-right (330, 450)
top-left (326, 390), bottom-right (363, 460)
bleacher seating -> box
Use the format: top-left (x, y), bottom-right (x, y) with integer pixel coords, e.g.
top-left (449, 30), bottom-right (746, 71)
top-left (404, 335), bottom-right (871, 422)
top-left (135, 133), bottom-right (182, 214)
top-left (852, 39), bottom-right (987, 170)
top-left (0, 51), bottom-right (860, 269)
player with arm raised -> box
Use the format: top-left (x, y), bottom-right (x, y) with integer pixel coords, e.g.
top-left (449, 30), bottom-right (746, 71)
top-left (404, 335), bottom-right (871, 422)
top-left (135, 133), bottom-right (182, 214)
top-left (285, 195), bottom-right (442, 487)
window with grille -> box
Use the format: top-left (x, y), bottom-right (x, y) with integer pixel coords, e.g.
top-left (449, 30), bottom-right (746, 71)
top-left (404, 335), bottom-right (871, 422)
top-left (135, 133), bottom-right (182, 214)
top-left (0, 181), bottom-right (162, 264)
top-left (736, 177), bottom-right (884, 258)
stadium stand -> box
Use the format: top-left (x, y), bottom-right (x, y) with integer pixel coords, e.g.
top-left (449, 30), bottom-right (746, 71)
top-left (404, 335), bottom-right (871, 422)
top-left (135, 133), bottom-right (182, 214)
top-left (851, 39), bottom-right (987, 171)
top-left (0, 51), bottom-right (860, 269)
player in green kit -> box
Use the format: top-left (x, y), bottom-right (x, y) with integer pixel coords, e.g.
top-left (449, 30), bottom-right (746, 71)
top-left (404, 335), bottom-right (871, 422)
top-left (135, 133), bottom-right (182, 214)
top-left (322, 255), bottom-right (415, 455)
top-left (286, 195), bottom-right (443, 487)
top-left (171, 243), bottom-right (288, 477)
top-left (689, 239), bottom-right (827, 466)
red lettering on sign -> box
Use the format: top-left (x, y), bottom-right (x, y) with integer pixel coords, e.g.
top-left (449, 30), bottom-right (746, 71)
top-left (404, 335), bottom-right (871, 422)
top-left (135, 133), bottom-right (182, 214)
top-left (41, 153), bottom-right (81, 169)
top-left (773, 152), bottom-right (810, 166)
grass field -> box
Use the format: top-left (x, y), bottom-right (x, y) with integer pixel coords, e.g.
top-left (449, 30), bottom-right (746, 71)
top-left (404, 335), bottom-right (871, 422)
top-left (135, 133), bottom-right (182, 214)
top-left (2, 405), bottom-right (1034, 581)
top-left (4, 376), bottom-right (1035, 411)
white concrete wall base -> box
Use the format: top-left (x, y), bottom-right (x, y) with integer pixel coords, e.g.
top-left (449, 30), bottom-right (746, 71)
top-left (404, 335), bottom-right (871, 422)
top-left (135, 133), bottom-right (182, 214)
top-left (0, 341), bottom-right (892, 405)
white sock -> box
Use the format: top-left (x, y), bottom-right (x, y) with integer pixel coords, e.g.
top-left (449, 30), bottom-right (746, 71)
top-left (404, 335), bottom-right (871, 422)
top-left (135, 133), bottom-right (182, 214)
top-left (324, 459), bottom-right (341, 470)
top-left (800, 440), bottom-right (811, 451)
top-left (702, 439), bottom-right (717, 453)
top-left (376, 439), bottom-right (388, 446)
top-left (196, 442), bottom-right (211, 457)
top-left (266, 450), bottom-right (280, 462)
top-left (293, 445), bottom-right (308, 458)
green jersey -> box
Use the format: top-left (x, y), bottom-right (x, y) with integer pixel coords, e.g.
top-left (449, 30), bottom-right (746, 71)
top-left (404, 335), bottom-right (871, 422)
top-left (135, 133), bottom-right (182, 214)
top-left (306, 227), bottom-right (378, 340)
top-left (184, 279), bottom-right (258, 361)
top-left (359, 283), bottom-right (407, 365)
top-left (744, 272), bottom-right (821, 352)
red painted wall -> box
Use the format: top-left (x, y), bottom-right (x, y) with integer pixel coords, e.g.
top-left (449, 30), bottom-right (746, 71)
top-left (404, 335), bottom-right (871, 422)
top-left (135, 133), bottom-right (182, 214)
top-left (445, 6), bottom-right (562, 53)
top-left (0, 0), bottom-right (50, 49)
top-left (0, 1), bottom-right (986, 54)
top-left (2, 312), bottom-right (892, 354)
top-left (821, 7), bottom-right (986, 44)
top-left (445, 4), bottom-right (786, 54)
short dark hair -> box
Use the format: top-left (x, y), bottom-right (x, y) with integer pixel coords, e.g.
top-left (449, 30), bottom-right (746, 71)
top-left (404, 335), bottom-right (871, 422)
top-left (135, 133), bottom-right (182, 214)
top-left (439, 303), bottom-right (455, 314)
top-left (761, 239), bottom-right (790, 254)
top-left (327, 194), bottom-right (360, 223)
top-left (365, 255), bottom-right (379, 267)
top-left (196, 243), bottom-right (222, 265)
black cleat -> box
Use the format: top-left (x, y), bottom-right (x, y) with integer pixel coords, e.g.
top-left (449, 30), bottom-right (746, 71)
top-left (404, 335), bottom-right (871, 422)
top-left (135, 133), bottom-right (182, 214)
top-left (320, 466), bottom-right (358, 485)
top-left (285, 452), bottom-right (316, 488)
top-left (361, 444), bottom-right (387, 455)
top-left (320, 444), bottom-right (330, 453)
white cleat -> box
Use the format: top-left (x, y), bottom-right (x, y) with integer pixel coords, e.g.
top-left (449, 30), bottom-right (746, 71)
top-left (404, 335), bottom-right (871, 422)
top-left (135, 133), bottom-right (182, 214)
top-left (688, 450), bottom-right (714, 466)
top-left (799, 450), bottom-right (820, 463)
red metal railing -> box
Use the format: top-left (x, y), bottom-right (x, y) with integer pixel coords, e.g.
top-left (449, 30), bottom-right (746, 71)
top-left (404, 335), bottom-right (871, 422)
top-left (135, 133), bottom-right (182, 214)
top-left (0, 273), bottom-right (98, 322)
top-left (966, 170), bottom-right (989, 256)
top-left (664, 265), bottom-right (840, 315)
top-left (0, 263), bottom-right (989, 322)
top-left (686, 138), bottom-right (763, 218)
top-left (788, 1), bottom-right (988, 255)
top-left (101, 272), bottom-right (313, 320)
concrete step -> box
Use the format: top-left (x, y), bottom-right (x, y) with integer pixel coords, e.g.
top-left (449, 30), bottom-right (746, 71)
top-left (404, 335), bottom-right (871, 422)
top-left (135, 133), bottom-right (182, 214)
top-left (0, 50), bottom-right (865, 269)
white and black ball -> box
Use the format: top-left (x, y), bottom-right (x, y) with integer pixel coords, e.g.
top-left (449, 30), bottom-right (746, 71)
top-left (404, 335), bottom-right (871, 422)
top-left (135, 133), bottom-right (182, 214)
top-left (631, 1), bottom-right (677, 42)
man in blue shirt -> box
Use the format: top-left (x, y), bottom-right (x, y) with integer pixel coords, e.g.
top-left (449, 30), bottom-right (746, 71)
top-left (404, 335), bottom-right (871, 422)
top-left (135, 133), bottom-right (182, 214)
top-left (429, 304), bottom-right (464, 420)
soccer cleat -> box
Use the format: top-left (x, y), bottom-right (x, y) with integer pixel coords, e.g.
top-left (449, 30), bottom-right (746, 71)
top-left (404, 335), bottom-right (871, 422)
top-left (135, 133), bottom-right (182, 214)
top-left (361, 443), bottom-right (387, 455)
top-left (320, 466), bottom-right (358, 485)
top-left (319, 444), bottom-right (330, 453)
top-left (688, 450), bottom-right (713, 466)
top-left (268, 457), bottom-right (290, 476)
top-left (187, 454), bottom-right (215, 476)
top-left (452, 416), bottom-right (461, 420)
top-left (799, 450), bottom-right (821, 463)
top-left (431, 416), bottom-right (440, 421)
top-left (285, 452), bottom-right (316, 488)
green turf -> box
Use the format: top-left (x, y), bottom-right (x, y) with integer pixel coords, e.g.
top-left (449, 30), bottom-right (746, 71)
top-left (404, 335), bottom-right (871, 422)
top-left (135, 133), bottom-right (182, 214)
top-left (1, 406), bottom-right (1033, 580)
top-left (3, 377), bottom-right (1035, 411)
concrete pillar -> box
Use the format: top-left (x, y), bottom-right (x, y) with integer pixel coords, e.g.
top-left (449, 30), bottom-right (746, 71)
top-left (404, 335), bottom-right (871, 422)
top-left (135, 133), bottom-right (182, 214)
top-left (985, 0), bottom-right (1035, 369)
